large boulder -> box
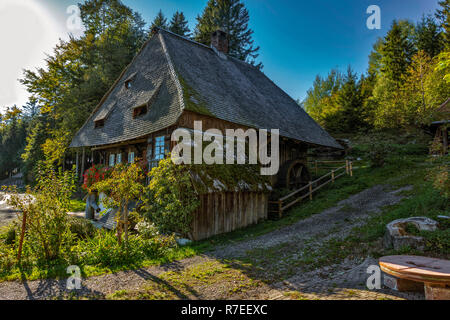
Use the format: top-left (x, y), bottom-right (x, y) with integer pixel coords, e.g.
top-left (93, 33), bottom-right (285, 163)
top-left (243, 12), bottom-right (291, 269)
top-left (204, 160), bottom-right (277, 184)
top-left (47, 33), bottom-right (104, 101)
top-left (384, 217), bottom-right (438, 250)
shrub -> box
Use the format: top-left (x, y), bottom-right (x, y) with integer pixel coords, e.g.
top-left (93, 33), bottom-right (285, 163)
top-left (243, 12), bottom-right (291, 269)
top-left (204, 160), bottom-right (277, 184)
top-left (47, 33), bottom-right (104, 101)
top-left (0, 242), bottom-right (15, 272)
top-left (421, 229), bottom-right (450, 254)
top-left (75, 230), bottom-right (176, 267)
top-left (368, 143), bottom-right (391, 168)
top-left (82, 165), bottom-right (113, 192)
top-left (7, 164), bottom-right (76, 262)
top-left (92, 162), bottom-right (145, 244)
top-left (68, 216), bottom-right (96, 240)
top-left (142, 158), bottom-right (199, 237)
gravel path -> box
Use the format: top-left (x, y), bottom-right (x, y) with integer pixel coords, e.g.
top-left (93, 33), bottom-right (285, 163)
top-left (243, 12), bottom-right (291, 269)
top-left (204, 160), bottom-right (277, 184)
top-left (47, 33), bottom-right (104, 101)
top-left (210, 184), bottom-right (413, 258)
top-left (0, 193), bottom-right (18, 228)
top-left (0, 184), bottom-right (416, 300)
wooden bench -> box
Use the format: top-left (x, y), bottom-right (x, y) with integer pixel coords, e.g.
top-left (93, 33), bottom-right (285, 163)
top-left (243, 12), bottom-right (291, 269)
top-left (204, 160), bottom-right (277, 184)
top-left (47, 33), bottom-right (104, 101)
top-left (379, 255), bottom-right (450, 300)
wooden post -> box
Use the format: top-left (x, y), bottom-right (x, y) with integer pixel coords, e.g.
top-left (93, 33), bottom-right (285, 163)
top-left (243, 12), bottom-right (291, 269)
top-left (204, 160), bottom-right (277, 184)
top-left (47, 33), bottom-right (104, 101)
top-left (350, 162), bottom-right (353, 177)
top-left (443, 127), bottom-right (448, 154)
top-left (17, 208), bottom-right (27, 263)
top-left (315, 160), bottom-right (318, 175)
top-left (346, 160), bottom-right (349, 175)
top-left (331, 170), bottom-right (335, 183)
top-left (278, 200), bottom-right (283, 219)
top-left (309, 181), bottom-right (313, 200)
top-left (75, 150), bottom-right (79, 179)
top-left (80, 148), bottom-right (86, 182)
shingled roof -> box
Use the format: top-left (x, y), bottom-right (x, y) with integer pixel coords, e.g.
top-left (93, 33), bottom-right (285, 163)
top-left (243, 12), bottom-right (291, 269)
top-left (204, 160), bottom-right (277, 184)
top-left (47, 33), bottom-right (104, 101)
top-left (70, 28), bottom-right (342, 149)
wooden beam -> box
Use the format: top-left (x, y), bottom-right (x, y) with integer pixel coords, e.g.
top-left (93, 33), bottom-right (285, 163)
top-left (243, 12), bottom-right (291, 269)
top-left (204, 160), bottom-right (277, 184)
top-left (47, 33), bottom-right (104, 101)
top-left (80, 148), bottom-right (86, 181)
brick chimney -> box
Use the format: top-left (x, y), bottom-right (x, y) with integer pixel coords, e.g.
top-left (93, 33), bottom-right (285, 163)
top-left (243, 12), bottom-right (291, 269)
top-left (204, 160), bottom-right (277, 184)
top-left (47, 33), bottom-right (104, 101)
top-left (211, 29), bottom-right (229, 54)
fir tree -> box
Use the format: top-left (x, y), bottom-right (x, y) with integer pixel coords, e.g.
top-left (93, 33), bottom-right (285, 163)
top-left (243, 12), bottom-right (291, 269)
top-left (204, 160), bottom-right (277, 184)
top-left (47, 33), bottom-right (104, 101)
top-left (169, 11), bottom-right (191, 37)
top-left (415, 15), bottom-right (444, 57)
top-left (194, 0), bottom-right (261, 67)
top-left (151, 9), bottom-right (168, 30)
top-left (436, 0), bottom-right (450, 47)
top-left (380, 20), bottom-right (416, 85)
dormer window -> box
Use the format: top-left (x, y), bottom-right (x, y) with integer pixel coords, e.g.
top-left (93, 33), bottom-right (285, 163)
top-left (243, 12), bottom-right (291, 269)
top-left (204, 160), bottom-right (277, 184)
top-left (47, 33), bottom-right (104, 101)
top-left (124, 72), bottom-right (137, 89)
top-left (93, 102), bottom-right (116, 129)
top-left (133, 105), bottom-right (147, 118)
top-left (95, 119), bottom-right (105, 128)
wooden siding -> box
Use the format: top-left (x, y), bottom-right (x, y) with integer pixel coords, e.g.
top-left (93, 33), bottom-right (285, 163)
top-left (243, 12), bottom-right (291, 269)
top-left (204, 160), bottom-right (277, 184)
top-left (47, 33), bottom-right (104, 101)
top-left (191, 192), bottom-right (268, 241)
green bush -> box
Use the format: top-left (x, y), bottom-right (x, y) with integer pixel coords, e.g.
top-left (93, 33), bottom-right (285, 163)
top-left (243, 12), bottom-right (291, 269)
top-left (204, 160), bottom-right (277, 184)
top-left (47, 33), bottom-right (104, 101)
top-left (7, 164), bottom-right (77, 262)
top-left (74, 230), bottom-right (176, 267)
top-left (0, 223), bottom-right (17, 245)
top-left (142, 158), bottom-right (199, 237)
top-left (368, 144), bottom-right (391, 168)
top-left (68, 216), bottom-right (96, 240)
top-left (421, 229), bottom-right (450, 254)
top-left (0, 242), bottom-right (15, 272)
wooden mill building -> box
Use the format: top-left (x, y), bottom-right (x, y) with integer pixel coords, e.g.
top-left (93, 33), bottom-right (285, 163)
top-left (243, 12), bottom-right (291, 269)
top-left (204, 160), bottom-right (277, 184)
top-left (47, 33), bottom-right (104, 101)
top-left (70, 28), bottom-right (342, 239)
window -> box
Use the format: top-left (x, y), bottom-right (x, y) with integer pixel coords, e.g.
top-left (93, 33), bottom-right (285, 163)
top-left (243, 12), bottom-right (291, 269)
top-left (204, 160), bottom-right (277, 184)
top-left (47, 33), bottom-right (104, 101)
top-left (124, 72), bottom-right (136, 89)
top-left (150, 136), bottom-right (166, 169)
top-left (109, 154), bottom-right (115, 167)
top-left (95, 119), bottom-right (105, 128)
top-left (128, 151), bottom-right (135, 164)
top-left (133, 105), bottom-right (147, 118)
top-left (117, 153), bottom-right (122, 164)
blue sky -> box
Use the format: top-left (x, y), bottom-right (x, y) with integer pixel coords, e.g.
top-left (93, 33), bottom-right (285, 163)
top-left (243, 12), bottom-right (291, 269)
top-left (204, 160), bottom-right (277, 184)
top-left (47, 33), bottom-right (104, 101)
top-left (0, 0), bottom-right (442, 111)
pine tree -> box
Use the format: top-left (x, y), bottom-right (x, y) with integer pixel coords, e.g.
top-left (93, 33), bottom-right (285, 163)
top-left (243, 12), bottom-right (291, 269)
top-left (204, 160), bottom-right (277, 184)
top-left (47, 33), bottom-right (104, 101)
top-left (151, 9), bottom-right (168, 30)
top-left (194, 0), bottom-right (261, 67)
top-left (334, 67), bottom-right (364, 133)
top-left (169, 11), bottom-right (190, 37)
top-left (380, 20), bottom-right (416, 85)
top-left (415, 15), bottom-right (444, 57)
top-left (436, 0), bottom-right (450, 47)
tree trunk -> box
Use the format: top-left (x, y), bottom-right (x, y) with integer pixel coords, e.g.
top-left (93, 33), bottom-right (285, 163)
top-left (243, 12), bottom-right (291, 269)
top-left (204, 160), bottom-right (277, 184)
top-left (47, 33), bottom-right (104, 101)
top-left (124, 201), bottom-right (129, 243)
top-left (17, 209), bottom-right (27, 263)
top-left (116, 207), bottom-right (123, 245)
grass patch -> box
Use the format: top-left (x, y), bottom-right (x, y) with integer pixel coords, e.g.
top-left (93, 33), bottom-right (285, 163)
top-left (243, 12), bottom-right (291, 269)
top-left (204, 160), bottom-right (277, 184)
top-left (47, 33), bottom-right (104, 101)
top-left (107, 260), bottom-right (262, 300)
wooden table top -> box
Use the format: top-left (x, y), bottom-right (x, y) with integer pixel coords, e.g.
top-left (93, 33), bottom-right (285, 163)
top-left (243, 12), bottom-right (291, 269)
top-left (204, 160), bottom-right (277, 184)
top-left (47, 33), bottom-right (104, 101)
top-left (379, 255), bottom-right (450, 284)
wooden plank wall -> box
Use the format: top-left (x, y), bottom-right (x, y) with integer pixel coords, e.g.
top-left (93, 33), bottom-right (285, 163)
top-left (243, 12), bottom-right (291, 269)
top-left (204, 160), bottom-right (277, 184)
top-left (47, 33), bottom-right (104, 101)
top-left (191, 192), bottom-right (268, 241)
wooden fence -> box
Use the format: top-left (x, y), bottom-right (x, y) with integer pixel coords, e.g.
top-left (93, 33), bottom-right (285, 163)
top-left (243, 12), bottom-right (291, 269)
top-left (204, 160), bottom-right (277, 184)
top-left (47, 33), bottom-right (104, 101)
top-left (269, 160), bottom-right (353, 218)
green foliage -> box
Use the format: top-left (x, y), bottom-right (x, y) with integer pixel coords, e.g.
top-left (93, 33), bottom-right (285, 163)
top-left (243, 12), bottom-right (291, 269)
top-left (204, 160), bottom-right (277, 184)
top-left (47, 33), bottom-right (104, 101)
top-left (68, 216), bottom-right (96, 240)
top-left (429, 161), bottom-right (450, 198)
top-left (142, 158), bottom-right (199, 237)
top-left (151, 9), bottom-right (168, 29)
top-left (194, 0), bottom-right (261, 67)
top-left (169, 11), bottom-right (190, 37)
top-left (92, 162), bottom-right (145, 243)
top-left (436, 0), bottom-right (450, 46)
top-left (0, 107), bottom-right (27, 180)
top-left (415, 15), bottom-right (444, 58)
top-left (368, 143), bottom-right (391, 168)
top-left (7, 164), bottom-right (77, 262)
top-left (73, 230), bottom-right (176, 267)
top-left (304, 9), bottom-right (449, 133)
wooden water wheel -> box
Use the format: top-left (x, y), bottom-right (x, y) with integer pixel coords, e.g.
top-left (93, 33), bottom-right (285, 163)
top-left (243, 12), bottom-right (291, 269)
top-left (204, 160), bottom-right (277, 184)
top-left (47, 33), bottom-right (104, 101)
top-left (276, 160), bottom-right (311, 190)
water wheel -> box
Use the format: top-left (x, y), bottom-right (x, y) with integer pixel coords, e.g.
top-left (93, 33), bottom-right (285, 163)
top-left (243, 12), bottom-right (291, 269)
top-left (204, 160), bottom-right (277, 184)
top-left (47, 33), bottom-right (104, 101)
top-left (276, 160), bottom-right (311, 190)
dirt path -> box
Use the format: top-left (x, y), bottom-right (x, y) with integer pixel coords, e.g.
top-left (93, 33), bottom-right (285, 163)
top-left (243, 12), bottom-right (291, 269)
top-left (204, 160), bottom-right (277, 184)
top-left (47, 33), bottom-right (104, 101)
top-left (0, 193), bottom-right (18, 228)
top-left (0, 184), bottom-right (424, 300)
